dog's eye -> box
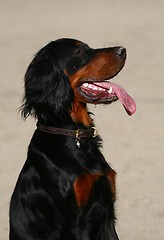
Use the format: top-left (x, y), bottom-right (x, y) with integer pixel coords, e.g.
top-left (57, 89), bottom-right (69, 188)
top-left (74, 48), bottom-right (82, 55)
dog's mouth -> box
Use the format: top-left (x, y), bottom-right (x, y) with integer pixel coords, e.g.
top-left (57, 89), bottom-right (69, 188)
top-left (78, 80), bottom-right (136, 115)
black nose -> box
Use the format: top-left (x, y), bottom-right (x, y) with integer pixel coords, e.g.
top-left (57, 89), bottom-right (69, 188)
top-left (115, 47), bottom-right (126, 58)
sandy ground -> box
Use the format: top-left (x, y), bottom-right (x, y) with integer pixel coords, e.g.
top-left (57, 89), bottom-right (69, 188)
top-left (0, 0), bottom-right (164, 239)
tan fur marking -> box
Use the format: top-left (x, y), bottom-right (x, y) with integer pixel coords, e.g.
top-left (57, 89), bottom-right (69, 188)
top-left (74, 173), bottom-right (102, 208)
top-left (107, 168), bottom-right (116, 202)
top-left (74, 169), bottom-right (116, 208)
top-left (71, 100), bottom-right (92, 126)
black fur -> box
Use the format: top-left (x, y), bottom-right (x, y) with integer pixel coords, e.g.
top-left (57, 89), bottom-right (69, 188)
top-left (10, 38), bottom-right (120, 240)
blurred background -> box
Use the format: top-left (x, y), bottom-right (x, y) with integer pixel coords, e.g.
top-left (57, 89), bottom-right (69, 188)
top-left (0, 0), bottom-right (164, 239)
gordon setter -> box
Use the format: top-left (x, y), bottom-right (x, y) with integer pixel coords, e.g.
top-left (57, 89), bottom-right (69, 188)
top-left (9, 38), bottom-right (136, 240)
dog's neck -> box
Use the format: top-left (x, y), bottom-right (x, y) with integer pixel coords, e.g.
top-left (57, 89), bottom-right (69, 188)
top-left (38, 102), bottom-right (93, 129)
top-left (71, 101), bottom-right (93, 127)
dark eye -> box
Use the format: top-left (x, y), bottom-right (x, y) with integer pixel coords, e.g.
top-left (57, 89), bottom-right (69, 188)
top-left (74, 48), bottom-right (82, 55)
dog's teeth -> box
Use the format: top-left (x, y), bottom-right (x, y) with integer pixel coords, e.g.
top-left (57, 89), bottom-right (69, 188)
top-left (82, 83), bottom-right (107, 92)
top-left (108, 87), bottom-right (112, 94)
top-left (83, 83), bottom-right (88, 87)
top-left (93, 86), bottom-right (97, 90)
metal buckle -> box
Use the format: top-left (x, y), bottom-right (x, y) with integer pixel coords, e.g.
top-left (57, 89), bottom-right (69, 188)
top-left (76, 129), bottom-right (81, 139)
top-left (76, 129), bottom-right (81, 148)
top-left (91, 127), bottom-right (98, 138)
top-left (75, 127), bottom-right (98, 148)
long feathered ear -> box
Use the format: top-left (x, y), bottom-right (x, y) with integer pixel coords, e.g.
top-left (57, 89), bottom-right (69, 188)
top-left (20, 44), bottom-right (74, 123)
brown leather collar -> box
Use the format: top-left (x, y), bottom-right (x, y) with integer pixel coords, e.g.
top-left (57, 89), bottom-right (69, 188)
top-left (37, 122), bottom-right (98, 139)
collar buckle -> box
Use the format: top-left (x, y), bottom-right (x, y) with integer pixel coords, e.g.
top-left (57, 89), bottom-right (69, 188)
top-left (91, 127), bottom-right (98, 138)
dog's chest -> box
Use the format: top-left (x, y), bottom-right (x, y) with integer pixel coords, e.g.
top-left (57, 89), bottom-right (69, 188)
top-left (73, 168), bottom-right (116, 208)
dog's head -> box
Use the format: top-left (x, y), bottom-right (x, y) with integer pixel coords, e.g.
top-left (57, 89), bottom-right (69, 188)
top-left (21, 38), bottom-right (136, 126)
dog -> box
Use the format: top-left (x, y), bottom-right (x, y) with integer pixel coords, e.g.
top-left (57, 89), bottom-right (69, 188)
top-left (9, 38), bottom-right (136, 240)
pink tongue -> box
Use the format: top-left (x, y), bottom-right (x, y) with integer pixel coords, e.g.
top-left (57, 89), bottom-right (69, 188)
top-left (110, 82), bottom-right (136, 115)
top-left (95, 82), bottom-right (136, 115)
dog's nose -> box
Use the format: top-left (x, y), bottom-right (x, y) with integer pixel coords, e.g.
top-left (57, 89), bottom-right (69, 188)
top-left (115, 47), bottom-right (126, 58)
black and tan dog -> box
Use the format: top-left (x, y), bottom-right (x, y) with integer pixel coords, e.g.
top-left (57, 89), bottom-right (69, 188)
top-left (10, 38), bottom-right (136, 240)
